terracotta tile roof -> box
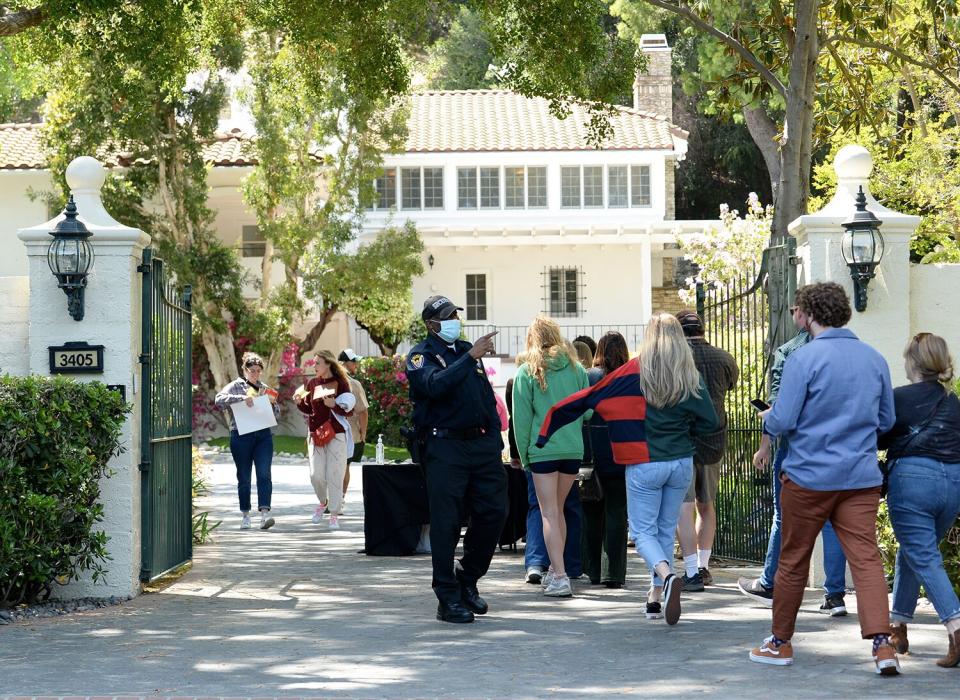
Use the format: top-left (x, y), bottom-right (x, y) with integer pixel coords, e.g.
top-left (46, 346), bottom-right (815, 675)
top-left (403, 90), bottom-right (686, 152)
top-left (0, 123), bottom-right (258, 170)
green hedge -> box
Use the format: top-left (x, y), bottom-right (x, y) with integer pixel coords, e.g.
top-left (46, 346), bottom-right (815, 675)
top-left (0, 375), bottom-right (128, 606)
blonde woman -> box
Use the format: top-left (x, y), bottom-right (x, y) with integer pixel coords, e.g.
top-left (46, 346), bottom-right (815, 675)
top-left (295, 349), bottom-right (355, 529)
top-left (880, 332), bottom-right (960, 668)
top-left (512, 317), bottom-right (589, 597)
top-left (537, 314), bottom-right (718, 622)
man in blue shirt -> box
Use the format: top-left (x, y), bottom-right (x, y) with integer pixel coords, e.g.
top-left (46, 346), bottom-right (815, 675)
top-left (748, 282), bottom-right (900, 676)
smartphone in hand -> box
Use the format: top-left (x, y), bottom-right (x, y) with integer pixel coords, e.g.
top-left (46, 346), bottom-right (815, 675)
top-left (750, 398), bottom-right (771, 412)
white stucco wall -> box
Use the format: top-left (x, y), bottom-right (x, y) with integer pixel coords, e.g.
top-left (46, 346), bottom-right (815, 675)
top-left (0, 170), bottom-right (55, 278)
top-left (0, 276), bottom-right (29, 376)
top-left (910, 263), bottom-right (960, 351)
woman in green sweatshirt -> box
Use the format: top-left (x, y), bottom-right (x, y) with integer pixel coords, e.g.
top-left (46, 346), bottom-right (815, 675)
top-left (512, 316), bottom-right (589, 598)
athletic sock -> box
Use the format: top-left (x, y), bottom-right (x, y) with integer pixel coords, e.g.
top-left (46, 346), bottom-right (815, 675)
top-left (698, 548), bottom-right (712, 568)
top-left (683, 554), bottom-right (699, 578)
top-left (872, 634), bottom-right (891, 654)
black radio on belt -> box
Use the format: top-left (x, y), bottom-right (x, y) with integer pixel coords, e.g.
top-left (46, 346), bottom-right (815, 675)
top-left (429, 427), bottom-right (487, 440)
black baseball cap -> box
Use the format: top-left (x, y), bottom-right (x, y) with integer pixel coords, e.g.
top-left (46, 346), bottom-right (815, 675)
top-left (421, 295), bottom-right (463, 321)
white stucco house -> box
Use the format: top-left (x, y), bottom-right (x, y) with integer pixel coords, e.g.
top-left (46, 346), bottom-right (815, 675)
top-left (1, 34), bottom-right (708, 365)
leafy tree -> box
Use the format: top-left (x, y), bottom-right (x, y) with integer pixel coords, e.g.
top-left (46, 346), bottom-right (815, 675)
top-left (426, 6), bottom-right (497, 89)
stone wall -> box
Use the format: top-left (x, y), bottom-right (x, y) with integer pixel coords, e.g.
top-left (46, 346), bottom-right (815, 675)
top-left (664, 159), bottom-right (676, 221)
top-left (0, 276), bottom-right (29, 377)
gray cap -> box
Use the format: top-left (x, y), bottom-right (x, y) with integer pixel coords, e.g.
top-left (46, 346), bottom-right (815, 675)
top-left (421, 295), bottom-right (463, 321)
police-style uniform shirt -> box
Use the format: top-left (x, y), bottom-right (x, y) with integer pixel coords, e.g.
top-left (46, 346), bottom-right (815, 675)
top-left (406, 333), bottom-right (502, 442)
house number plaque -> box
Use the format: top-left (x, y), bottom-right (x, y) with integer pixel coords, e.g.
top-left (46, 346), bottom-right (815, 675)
top-left (49, 341), bottom-right (105, 374)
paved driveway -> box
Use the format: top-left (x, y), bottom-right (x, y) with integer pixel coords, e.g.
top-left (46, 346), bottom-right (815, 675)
top-left (1, 454), bottom-right (956, 698)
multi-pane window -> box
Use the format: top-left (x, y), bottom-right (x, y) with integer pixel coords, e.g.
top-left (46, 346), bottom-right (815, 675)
top-left (397, 167), bottom-right (444, 210)
top-left (561, 166), bottom-right (581, 208)
top-left (401, 167), bottom-right (421, 210)
top-left (241, 225), bottom-right (266, 258)
top-left (583, 166), bottom-right (603, 207)
top-left (374, 168), bottom-right (397, 210)
top-left (465, 273), bottom-right (487, 321)
top-left (548, 267), bottom-right (580, 317)
top-left (479, 167), bottom-right (500, 208)
top-left (457, 167), bottom-right (478, 209)
top-left (527, 166), bottom-right (547, 207)
top-left (423, 167), bottom-right (444, 209)
top-left (631, 165), bottom-right (651, 207)
top-left (505, 167), bottom-right (524, 209)
top-left (608, 165), bottom-right (628, 208)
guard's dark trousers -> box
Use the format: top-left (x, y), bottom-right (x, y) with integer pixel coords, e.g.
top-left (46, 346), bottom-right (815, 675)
top-left (424, 434), bottom-right (507, 605)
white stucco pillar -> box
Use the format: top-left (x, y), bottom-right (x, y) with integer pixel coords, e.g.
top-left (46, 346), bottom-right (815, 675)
top-left (17, 156), bottom-right (151, 599)
top-left (639, 235), bottom-right (653, 321)
top-left (788, 145), bottom-right (920, 588)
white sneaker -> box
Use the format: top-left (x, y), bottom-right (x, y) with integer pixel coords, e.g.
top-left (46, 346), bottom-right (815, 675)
top-left (260, 514), bottom-right (275, 530)
top-left (312, 505), bottom-right (324, 524)
top-left (329, 515), bottom-right (340, 530)
top-left (525, 566), bottom-right (545, 584)
top-left (543, 575), bottom-right (573, 597)
top-left (240, 514), bottom-right (252, 530)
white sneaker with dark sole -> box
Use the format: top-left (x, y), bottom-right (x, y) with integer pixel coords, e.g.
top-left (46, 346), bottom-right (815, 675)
top-left (525, 566), bottom-right (544, 584)
top-left (543, 576), bottom-right (572, 597)
top-left (260, 517), bottom-right (275, 530)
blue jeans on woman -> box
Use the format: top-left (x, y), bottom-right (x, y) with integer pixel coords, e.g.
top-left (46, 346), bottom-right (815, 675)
top-left (625, 457), bottom-right (692, 587)
top-left (759, 442), bottom-right (847, 595)
top-left (889, 456), bottom-right (960, 624)
top-left (230, 427), bottom-right (274, 512)
top-left (524, 470), bottom-right (582, 577)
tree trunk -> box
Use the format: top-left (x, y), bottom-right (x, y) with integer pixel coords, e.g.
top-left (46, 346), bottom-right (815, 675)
top-left (260, 237), bottom-right (274, 306)
top-left (297, 305), bottom-right (340, 360)
top-left (742, 106), bottom-right (782, 202)
top-left (0, 6), bottom-right (43, 36)
top-left (200, 315), bottom-right (240, 389)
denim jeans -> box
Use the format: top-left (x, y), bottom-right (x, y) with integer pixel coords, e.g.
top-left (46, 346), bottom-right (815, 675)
top-left (888, 456), bottom-right (960, 624)
top-left (230, 428), bottom-right (273, 512)
top-left (625, 457), bottom-right (692, 587)
top-left (759, 442), bottom-right (848, 595)
top-left (524, 470), bottom-right (583, 576)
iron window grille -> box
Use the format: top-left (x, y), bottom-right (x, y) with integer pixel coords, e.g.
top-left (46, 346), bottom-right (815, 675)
top-left (542, 266), bottom-right (585, 318)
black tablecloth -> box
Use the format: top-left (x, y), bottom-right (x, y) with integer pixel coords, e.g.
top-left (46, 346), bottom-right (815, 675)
top-left (362, 462), bottom-right (528, 555)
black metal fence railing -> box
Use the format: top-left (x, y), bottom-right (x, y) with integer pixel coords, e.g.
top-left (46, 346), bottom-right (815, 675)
top-left (463, 324), bottom-right (648, 358)
top-left (698, 265), bottom-right (773, 563)
top-left (354, 323), bottom-right (649, 359)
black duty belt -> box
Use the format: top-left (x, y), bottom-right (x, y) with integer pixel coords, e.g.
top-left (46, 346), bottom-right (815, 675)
top-left (428, 427), bottom-right (488, 440)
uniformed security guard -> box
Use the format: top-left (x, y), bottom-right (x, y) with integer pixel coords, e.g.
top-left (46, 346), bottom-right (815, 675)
top-left (406, 294), bottom-right (507, 623)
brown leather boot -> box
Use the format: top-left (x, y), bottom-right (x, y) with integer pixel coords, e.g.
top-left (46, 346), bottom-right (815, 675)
top-left (889, 623), bottom-right (909, 654)
top-left (936, 629), bottom-right (960, 668)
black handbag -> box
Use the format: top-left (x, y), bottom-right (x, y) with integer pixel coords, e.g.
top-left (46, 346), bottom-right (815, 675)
top-left (578, 466), bottom-right (604, 502)
top-left (577, 426), bottom-right (603, 501)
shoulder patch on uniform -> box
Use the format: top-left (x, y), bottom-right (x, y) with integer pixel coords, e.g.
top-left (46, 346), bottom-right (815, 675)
top-left (410, 354), bottom-right (424, 369)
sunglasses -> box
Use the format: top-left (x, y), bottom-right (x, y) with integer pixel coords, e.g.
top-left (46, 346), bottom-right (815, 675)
top-left (244, 361), bottom-right (264, 369)
top-left (789, 306), bottom-right (799, 314)
top-left (912, 332), bottom-right (930, 345)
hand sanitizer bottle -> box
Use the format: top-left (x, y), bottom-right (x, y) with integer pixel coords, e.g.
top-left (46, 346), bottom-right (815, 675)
top-left (375, 434), bottom-right (385, 465)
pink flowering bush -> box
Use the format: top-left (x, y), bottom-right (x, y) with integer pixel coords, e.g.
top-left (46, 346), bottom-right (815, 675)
top-left (357, 355), bottom-right (412, 447)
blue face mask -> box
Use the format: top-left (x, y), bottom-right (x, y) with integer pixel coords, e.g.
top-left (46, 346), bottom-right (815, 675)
top-left (436, 318), bottom-right (461, 343)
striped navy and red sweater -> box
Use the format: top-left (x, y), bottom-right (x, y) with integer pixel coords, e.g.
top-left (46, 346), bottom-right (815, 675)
top-left (536, 357), bottom-right (720, 465)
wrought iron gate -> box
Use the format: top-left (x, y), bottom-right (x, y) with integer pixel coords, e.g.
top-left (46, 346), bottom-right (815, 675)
top-left (139, 248), bottom-right (193, 581)
top-left (697, 240), bottom-right (796, 562)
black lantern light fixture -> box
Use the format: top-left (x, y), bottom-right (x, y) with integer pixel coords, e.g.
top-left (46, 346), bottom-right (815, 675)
top-left (840, 186), bottom-right (884, 312)
top-left (47, 196), bottom-right (94, 321)
top-left (428, 253), bottom-right (435, 269)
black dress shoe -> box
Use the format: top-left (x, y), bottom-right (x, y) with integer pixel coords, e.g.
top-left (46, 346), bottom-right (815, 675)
top-left (436, 601), bottom-right (475, 623)
top-left (460, 585), bottom-right (488, 615)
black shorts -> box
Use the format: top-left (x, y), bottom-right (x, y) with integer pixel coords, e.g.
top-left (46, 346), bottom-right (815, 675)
top-left (350, 441), bottom-right (365, 463)
top-left (529, 459), bottom-right (581, 475)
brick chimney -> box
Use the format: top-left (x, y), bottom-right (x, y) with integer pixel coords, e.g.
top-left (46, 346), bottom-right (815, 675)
top-left (633, 34), bottom-right (672, 122)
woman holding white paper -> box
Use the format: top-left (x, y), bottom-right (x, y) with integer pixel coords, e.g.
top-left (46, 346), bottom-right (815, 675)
top-left (295, 349), bottom-right (355, 529)
top-left (215, 351), bottom-right (281, 530)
